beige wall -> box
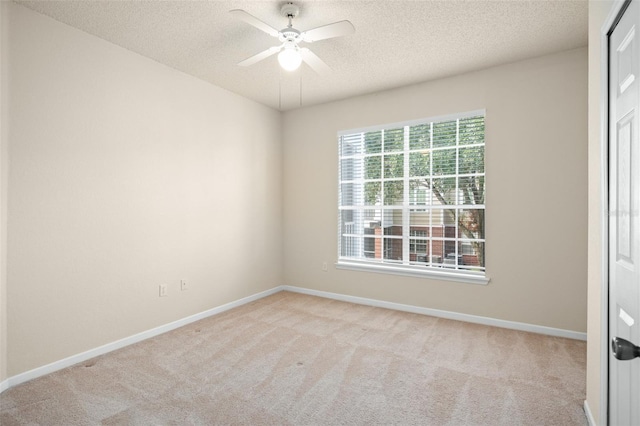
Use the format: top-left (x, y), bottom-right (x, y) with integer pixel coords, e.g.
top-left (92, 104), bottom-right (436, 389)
top-left (0, 0), bottom-right (7, 383)
top-left (5, 3), bottom-right (282, 376)
top-left (283, 47), bottom-right (588, 332)
top-left (587, 1), bottom-right (615, 424)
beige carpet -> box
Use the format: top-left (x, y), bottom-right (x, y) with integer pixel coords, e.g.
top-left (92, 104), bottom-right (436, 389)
top-left (0, 291), bottom-right (586, 425)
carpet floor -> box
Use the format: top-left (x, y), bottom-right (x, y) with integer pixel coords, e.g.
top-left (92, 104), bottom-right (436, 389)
top-left (0, 291), bottom-right (587, 425)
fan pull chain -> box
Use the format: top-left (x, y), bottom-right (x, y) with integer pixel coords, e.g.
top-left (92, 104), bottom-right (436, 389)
top-left (299, 72), bottom-right (302, 107)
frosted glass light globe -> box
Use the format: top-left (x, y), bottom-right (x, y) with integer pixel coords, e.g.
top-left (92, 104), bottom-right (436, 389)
top-left (278, 47), bottom-right (302, 72)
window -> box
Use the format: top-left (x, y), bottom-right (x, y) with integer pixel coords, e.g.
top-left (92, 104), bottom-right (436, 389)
top-left (409, 230), bottom-right (428, 258)
top-left (337, 110), bottom-right (486, 283)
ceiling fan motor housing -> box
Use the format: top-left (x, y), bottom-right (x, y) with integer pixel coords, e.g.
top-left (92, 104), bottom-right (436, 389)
top-left (279, 27), bottom-right (301, 42)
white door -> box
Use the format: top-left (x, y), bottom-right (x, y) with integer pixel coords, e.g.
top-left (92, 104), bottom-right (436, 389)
top-left (609, 1), bottom-right (640, 424)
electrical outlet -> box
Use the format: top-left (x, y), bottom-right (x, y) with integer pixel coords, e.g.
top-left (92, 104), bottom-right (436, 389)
top-left (159, 284), bottom-right (168, 297)
top-left (180, 279), bottom-right (188, 291)
top-left (322, 262), bottom-right (328, 272)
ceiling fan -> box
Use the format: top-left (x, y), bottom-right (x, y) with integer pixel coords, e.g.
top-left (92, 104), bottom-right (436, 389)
top-left (230, 2), bottom-right (355, 75)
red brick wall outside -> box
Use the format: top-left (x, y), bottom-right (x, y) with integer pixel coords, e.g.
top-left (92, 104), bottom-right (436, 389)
top-left (462, 254), bottom-right (480, 266)
top-left (374, 227), bottom-right (383, 259)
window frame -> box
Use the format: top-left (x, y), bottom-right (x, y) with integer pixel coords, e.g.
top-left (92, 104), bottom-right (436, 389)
top-left (337, 109), bottom-right (489, 285)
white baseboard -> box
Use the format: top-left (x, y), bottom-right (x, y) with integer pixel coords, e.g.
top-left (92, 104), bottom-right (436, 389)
top-left (281, 285), bottom-right (587, 341)
top-left (1, 283), bottom-right (587, 395)
top-left (584, 400), bottom-right (596, 426)
top-left (2, 286), bottom-right (282, 392)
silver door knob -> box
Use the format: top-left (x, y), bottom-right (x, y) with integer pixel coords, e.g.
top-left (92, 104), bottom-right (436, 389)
top-left (612, 337), bottom-right (640, 360)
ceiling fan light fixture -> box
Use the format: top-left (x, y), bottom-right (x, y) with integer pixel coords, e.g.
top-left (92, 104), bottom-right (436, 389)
top-left (231, 3), bottom-right (355, 74)
top-left (278, 45), bottom-right (302, 71)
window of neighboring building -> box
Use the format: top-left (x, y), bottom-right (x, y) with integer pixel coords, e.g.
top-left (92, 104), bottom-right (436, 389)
top-left (409, 230), bottom-right (428, 259)
top-left (337, 110), bottom-right (487, 284)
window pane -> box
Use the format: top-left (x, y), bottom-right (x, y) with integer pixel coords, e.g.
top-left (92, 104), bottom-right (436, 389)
top-left (432, 148), bottom-right (457, 175)
top-left (409, 181), bottom-right (429, 206)
top-left (459, 209), bottom-right (485, 239)
top-left (459, 116), bottom-right (484, 146)
top-left (364, 182), bottom-right (381, 205)
top-left (461, 241), bottom-right (485, 268)
top-left (340, 134), bottom-right (363, 156)
top-left (459, 146), bottom-right (484, 174)
top-left (430, 238), bottom-right (458, 265)
top-left (383, 237), bottom-right (403, 261)
top-left (340, 183), bottom-right (354, 206)
top-left (340, 157), bottom-right (361, 181)
top-left (383, 226), bottom-right (402, 236)
top-left (433, 120), bottom-right (457, 147)
top-left (427, 208), bottom-right (442, 226)
top-left (363, 209), bottom-right (380, 224)
top-left (444, 253), bottom-right (463, 267)
top-left (384, 154), bottom-right (404, 178)
top-left (365, 131), bottom-right (382, 154)
top-left (409, 226), bottom-right (428, 262)
top-left (409, 123), bottom-right (430, 150)
top-left (430, 178), bottom-right (456, 204)
top-left (427, 208), bottom-right (456, 227)
top-left (341, 235), bottom-right (359, 257)
top-left (443, 208), bottom-right (457, 226)
top-left (410, 210), bottom-right (431, 227)
top-left (430, 239), bottom-right (446, 265)
top-left (341, 209), bottom-right (354, 229)
top-left (363, 236), bottom-right (378, 259)
top-left (364, 155), bottom-right (381, 179)
top-left (410, 239), bottom-right (428, 260)
top-left (383, 181), bottom-right (404, 205)
top-left (383, 128), bottom-right (404, 152)
top-left (409, 151), bottom-right (430, 177)
top-left (382, 209), bottom-right (402, 234)
top-left (382, 206), bottom-right (403, 261)
top-left (458, 176), bottom-right (485, 205)
top-left (410, 239), bottom-right (427, 249)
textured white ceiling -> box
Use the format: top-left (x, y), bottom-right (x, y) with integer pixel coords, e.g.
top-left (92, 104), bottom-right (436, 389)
top-left (15, 0), bottom-right (588, 111)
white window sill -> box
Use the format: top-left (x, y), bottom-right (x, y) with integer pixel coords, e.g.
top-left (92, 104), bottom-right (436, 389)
top-left (335, 261), bottom-right (490, 285)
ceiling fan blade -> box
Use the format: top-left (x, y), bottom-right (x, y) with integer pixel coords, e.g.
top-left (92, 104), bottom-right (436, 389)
top-left (229, 9), bottom-right (280, 37)
top-left (301, 20), bottom-right (355, 42)
top-left (300, 48), bottom-right (331, 76)
top-left (238, 46), bottom-right (281, 67)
